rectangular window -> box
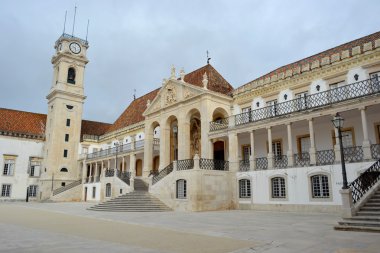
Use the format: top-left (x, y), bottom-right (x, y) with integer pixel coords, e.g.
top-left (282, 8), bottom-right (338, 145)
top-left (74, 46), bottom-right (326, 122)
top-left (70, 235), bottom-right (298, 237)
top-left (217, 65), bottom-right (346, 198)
top-left (333, 128), bottom-right (354, 148)
top-left (65, 134), bottom-right (69, 142)
top-left (66, 119), bottom-right (71, 127)
top-left (29, 160), bottom-right (41, 177)
top-left (3, 159), bottom-right (15, 176)
top-left (295, 91), bottom-right (308, 110)
top-left (1, 184), bottom-right (11, 197)
top-left (92, 187), bottom-right (96, 198)
top-left (28, 185), bottom-right (38, 197)
top-left (297, 135), bottom-right (311, 154)
top-left (82, 147), bottom-right (88, 154)
top-left (242, 145), bottom-right (251, 161)
top-left (176, 180), bottom-right (187, 199)
top-left (311, 175), bottom-right (330, 198)
top-left (241, 107), bottom-right (252, 123)
top-left (266, 99), bottom-right (278, 117)
top-left (329, 81), bottom-right (345, 102)
top-left (63, 149), bottom-right (68, 158)
top-left (272, 140), bottom-right (282, 157)
top-left (239, 179), bottom-right (251, 198)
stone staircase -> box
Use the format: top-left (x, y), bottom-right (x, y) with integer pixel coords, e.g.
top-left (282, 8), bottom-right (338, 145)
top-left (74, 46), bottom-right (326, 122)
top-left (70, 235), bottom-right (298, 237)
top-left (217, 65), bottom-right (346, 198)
top-left (335, 188), bottom-right (380, 232)
top-left (88, 178), bottom-right (172, 212)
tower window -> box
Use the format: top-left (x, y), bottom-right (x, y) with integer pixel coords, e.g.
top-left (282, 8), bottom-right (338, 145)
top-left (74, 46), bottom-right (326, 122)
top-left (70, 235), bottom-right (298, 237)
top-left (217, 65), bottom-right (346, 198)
top-left (63, 149), bottom-right (68, 158)
top-left (66, 119), bottom-right (71, 127)
top-left (67, 68), bottom-right (76, 84)
top-left (66, 105), bottom-right (74, 110)
top-left (60, 167), bottom-right (68, 172)
top-left (65, 134), bottom-right (69, 142)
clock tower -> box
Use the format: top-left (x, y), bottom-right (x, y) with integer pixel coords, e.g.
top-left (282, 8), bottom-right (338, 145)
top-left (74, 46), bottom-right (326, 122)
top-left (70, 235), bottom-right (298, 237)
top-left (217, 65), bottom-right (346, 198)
top-left (40, 33), bottom-right (89, 200)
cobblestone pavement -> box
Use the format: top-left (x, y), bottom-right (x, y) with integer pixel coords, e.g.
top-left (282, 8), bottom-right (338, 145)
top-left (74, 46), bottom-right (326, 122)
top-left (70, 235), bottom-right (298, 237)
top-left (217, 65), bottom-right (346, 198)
top-left (0, 202), bottom-right (379, 253)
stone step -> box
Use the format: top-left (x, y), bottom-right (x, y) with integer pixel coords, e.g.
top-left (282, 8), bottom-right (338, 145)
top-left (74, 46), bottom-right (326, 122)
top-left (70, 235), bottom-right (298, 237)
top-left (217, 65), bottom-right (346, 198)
top-left (349, 216), bottom-right (380, 222)
top-left (357, 211), bottom-right (380, 216)
top-left (338, 220), bottom-right (380, 228)
top-left (364, 203), bottom-right (380, 207)
top-left (360, 207), bottom-right (380, 211)
top-left (334, 225), bottom-right (380, 233)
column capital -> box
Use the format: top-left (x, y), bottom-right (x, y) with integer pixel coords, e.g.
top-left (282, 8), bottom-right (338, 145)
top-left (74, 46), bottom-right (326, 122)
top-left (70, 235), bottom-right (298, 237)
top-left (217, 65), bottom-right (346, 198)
top-left (358, 106), bottom-right (366, 111)
top-left (307, 117), bottom-right (314, 122)
top-left (285, 122), bottom-right (292, 126)
top-left (266, 126), bottom-right (272, 130)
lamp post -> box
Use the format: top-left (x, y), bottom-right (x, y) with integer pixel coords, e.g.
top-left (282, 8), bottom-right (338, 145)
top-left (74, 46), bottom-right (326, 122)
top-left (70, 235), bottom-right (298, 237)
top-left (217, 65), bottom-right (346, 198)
top-left (332, 113), bottom-right (348, 189)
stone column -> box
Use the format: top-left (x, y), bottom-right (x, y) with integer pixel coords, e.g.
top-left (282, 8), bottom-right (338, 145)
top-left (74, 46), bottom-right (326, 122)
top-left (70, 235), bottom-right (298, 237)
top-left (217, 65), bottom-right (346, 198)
top-left (228, 132), bottom-right (239, 172)
top-left (130, 154), bottom-right (136, 190)
top-left (308, 119), bottom-right (317, 165)
top-left (249, 130), bottom-right (256, 170)
top-left (143, 131), bottom-right (153, 176)
top-left (89, 163), bottom-right (93, 182)
top-left (267, 127), bottom-right (274, 169)
top-left (101, 161), bottom-right (104, 179)
top-left (178, 114), bottom-right (190, 160)
top-left (81, 160), bottom-right (87, 183)
top-left (95, 163), bottom-right (98, 182)
top-left (159, 119), bottom-right (170, 169)
top-left (122, 157), bottom-right (125, 172)
top-left (286, 123), bottom-right (294, 167)
top-left (360, 107), bottom-right (372, 160)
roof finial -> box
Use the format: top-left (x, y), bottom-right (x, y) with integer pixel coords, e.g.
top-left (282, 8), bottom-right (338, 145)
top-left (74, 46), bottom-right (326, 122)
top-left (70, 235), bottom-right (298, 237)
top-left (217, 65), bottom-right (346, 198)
top-left (207, 50), bottom-right (211, 64)
top-left (170, 65), bottom-right (176, 79)
top-left (180, 68), bottom-right (185, 82)
top-left (133, 89), bottom-right (136, 100)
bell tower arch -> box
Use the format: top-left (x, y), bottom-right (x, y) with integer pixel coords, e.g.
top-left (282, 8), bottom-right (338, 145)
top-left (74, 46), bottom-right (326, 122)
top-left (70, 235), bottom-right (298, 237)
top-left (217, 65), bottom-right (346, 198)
top-left (40, 33), bottom-right (89, 200)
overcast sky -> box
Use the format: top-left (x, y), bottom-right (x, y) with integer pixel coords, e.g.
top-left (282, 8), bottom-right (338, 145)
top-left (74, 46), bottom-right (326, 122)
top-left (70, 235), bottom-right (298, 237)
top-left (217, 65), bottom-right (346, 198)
top-left (1, 0), bottom-right (379, 123)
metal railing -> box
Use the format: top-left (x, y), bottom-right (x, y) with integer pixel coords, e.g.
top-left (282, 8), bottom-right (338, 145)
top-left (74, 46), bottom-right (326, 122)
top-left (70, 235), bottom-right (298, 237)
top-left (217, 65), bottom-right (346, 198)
top-left (135, 140), bottom-right (144, 150)
top-left (371, 144), bottom-right (380, 160)
top-left (177, 159), bottom-right (194, 170)
top-left (86, 142), bottom-right (135, 160)
top-left (118, 171), bottom-right (131, 185)
top-left (273, 155), bottom-right (288, 168)
top-left (53, 179), bottom-right (82, 196)
top-left (316, 149), bottom-right (335, 165)
top-left (60, 33), bottom-right (89, 45)
top-left (210, 77), bottom-right (380, 130)
top-left (153, 138), bottom-right (160, 146)
top-left (199, 159), bottom-right (229, 171)
top-left (152, 163), bottom-right (174, 185)
top-left (343, 146), bottom-right (364, 163)
top-left (294, 153), bottom-right (310, 167)
top-left (255, 157), bottom-right (268, 170)
top-left (209, 118), bottom-right (229, 132)
top-left (105, 169), bottom-right (115, 177)
top-left (82, 134), bottom-right (100, 141)
top-left (239, 160), bottom-right (250, 171)
top-left (350, 159), bottom-right (380, 204)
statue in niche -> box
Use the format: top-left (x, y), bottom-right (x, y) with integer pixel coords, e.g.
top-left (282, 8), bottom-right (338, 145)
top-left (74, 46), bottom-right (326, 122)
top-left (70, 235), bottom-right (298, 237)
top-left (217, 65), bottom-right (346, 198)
top-left (190, 118), bottom-right (201, 156)
top-left (165, 84), bottom-right (176, 105)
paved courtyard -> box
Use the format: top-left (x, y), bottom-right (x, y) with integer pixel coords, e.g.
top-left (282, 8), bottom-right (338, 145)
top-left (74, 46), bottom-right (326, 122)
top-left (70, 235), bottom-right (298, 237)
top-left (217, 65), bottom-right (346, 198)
top-left (0, 202), bottom-right (379, 253)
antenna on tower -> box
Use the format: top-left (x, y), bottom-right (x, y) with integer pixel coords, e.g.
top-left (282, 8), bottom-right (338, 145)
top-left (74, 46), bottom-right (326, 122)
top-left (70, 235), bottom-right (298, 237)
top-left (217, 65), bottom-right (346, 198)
top-left (62, 10), bottom-right (67, 34)
top-left (71, 5), bottom-right (77, 36)
top-left (133, 89), bottom-right (136, 100)
top-left (207, 50), bottom-right (211, 64)
top-left (85, 19), bottom-right (90, 42)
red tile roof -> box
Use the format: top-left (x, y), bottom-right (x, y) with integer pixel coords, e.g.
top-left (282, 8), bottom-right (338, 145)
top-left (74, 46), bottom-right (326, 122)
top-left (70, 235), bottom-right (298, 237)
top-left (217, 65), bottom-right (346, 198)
top-left (184, 64), bottom-right (234, 95)
top-left (106, 88), bottom-right (160, 133)
top-left (240, 31), bottom-right (380, 89)
top-left (0, 108), bottom-right (110, 139)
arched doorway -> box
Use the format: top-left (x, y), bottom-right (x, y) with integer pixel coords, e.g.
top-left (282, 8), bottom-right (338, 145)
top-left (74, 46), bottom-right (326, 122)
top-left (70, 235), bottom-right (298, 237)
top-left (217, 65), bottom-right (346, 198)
top-left (135, 159), bottom-right (143, 177)
top-left (153, 156), bottom-right (160, 173)
top-left (213, 141), bottom-right (225, 161)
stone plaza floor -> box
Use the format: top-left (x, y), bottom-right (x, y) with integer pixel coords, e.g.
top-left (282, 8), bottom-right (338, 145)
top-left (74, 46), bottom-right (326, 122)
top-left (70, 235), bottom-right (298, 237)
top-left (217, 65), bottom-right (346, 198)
top-left (0, 202), bottom-right (379, 253)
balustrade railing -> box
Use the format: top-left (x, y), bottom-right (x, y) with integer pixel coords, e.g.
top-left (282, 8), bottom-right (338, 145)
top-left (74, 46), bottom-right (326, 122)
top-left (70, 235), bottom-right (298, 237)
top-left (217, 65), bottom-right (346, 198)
top-left (105, 169), bottom-right (115, 177)
top-left (294, 153), bottom-right (310, 167)
top-left (350, 159), bottom-right (380, 204)
top-left (343, 146), bottom-right (363, 163)
top-left (316, 149), bottom-right (335, 165)
top-left (153, 138), bottom-right (160, 146)
top-left (371, 144), bottom-right (380, 160)
top-left (255, 157), bottom-right (268, 170)
top-left (199, 159), bottom-right (229, 171)
top-left (273, 155), bottom-right (288, 168)
top-left (209, 118), bottom-right (229, 132)
top-left (86, 142), bottom-right (139, 160)
top-left (152, 163), bottom-right (174, 185)
top-left (239, 160), bottom-right (250, 171)
top-left (118, 171), bottom-right (131, 185)
top-left (177, 159), bottom-right (194, 170)
top-left (211, 77), bottom-right (380, 131)
top-left (135, 140), bottom-right (144, 150)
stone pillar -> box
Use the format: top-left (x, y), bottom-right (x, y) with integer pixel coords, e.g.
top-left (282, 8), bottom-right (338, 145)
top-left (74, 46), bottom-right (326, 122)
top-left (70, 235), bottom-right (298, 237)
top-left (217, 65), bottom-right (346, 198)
top-left (308, 119), bottom-right (317, 165)
top-left (89, 163), bottom-right (93, 182)
top-left (101, 161), bottom-right (104, 179)
top-left (228, 132), bottom-right (239, 172)
top-left (340, 188), bottom-right (354, 218)
top-left (267, 127), bottom-right (274, 169)
top-left (130, 154), bottom-right (136, 191)
top-left (143, 131), bottom-right (153, 176)
top-left (122, 157), bottom-right (125, 172)
top-left (249, 130), bottom-right (256, 171)
top-left (286, 123), bottom-right (294, 167)
top-left (209, 139), bottom-right (214, 160)
top-left (173, 160), bottom-right (178, 171)
top-left (159, 120), bottom-right (170, 169)
top-left (360, 107), bottom-right (372, 160)
top-left (178, 114), bottom-right (190, 160)
top-left (95, 163), bottom-right (98, 182)
top-left (81, 160), bottom-right (87, 183)
top-left (193, 154), bottom-right (200, 170)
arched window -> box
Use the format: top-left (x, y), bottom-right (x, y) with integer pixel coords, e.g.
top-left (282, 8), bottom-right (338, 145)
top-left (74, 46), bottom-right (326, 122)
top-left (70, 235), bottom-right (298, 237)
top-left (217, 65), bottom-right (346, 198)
top-left (311, 174), bottom-right (330, 198)
top-left (176, 179), bottom-right (187, 199)
top-left (271, 177), bottom-right (286, 198)
top-left (60, 167), bottom-right (68, 172)
top-left (67, 67), bottom-right (76, 84)
top-left (105, 183), bottom-right (111, 197)
top-left (239, 179), bottom-right (251, 198)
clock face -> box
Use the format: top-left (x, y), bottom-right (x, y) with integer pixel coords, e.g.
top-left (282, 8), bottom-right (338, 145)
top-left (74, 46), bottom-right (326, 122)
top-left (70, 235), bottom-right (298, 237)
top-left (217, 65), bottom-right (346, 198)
top-left (69, 42), bottom-right (81, 54)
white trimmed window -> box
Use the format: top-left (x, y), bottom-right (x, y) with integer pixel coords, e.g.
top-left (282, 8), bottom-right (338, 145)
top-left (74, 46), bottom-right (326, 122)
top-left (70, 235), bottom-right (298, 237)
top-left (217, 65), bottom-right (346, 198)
top-left (29, 160), bottom-right (41, 177)
top-left (311, 175), bottom-right (330, 198)
top-left (271, 177), bottom-right (286, 198)
top-left (105, 183), bottom-right (111, 197)
top-left (28, 185), bottom-right (38, 197)
top-left (239, 179), bottom-right (251, 198)
top-left (1, 184), bottom-right (11, 197)
top-left (176, 179), bottom-right (187, 199)
top-left (3, 159), bottom-right (15, 176)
